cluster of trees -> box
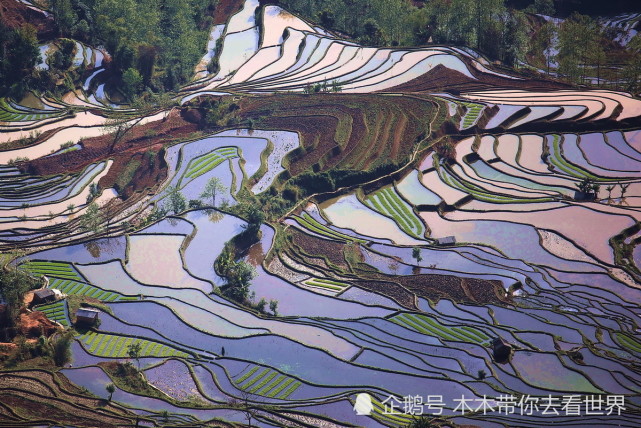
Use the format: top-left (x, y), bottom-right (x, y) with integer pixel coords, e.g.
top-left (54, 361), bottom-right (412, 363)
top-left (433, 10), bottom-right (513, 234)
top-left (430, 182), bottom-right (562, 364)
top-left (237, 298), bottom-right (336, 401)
top-left (279, 0), bottom-right (534, 66)
top-left (0, 262), bottom-right (38, 327)
top-left (49, 0), bottom-right (217, 95)
top-left (215, 245), bottom-right (257, 303)
top-left (0, 23), bottom-right (41, 97)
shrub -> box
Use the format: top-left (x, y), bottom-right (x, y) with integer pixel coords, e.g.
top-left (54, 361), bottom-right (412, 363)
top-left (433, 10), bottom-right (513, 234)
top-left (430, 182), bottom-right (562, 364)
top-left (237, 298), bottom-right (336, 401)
top-left (53, 331), bottom-right (74, 366)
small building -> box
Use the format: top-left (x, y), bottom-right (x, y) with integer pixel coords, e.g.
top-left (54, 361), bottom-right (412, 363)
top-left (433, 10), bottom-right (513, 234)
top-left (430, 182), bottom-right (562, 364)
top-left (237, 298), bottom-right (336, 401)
top-left (436, 236), bottom-right (456, 246)
top-left (492, 337), bottom-right (512, 363)
top-left (33, 289), bottom-right (62, 305)
top-left (75, 308), bottom-right (100, 325)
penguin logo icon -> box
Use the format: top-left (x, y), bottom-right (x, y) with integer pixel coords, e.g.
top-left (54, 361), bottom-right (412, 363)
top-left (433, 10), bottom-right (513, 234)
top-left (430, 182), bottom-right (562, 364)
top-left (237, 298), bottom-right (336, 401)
top-left (353, 393), bottom-right (373, 416)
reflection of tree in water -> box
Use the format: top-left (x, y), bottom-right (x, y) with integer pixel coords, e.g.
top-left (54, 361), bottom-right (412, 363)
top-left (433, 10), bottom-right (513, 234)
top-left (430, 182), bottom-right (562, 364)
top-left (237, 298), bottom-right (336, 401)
top-left (83, 238), bottom-right (120, 259)
top-left (84, 241), bottom-right (101, 258)
top-left (208, 209), bottom-right (224, 223)
top-left (246, 239), bottom-right (265, 267)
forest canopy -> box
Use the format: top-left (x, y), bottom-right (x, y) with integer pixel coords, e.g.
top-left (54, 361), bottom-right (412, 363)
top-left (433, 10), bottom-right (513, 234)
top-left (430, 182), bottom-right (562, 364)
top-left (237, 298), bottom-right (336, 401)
top-left (49, 0), bottom-right (217, 92)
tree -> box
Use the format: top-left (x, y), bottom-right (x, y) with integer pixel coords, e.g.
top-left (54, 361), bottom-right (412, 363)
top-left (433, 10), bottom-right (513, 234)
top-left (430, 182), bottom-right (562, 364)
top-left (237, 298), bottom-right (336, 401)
top-left (200, 177), bottom-right (227, 207)
top-left (121, 68), bottom-right (143, 100)
top-left (128, 342), bottom-right (142, 370)
top-left (103, 93), bottom-right (172, 153)
top-left (537, 21), bottom-right (557, 75)
top-left (558, 13), bottom-right (598, 84)
top-left (80, 202), bottom-right (103, 234)
top-left (229, 390), bottom-right (259, 427)
top-left (0, 263), bottom-right (38, 326)
top-left (502, 10), bottom-right (528, 68)
top-left (167, 186), bottom-right (186, 214)
top-left (242, 205), bottom-right (265, 238)
top-left (53, 331), bottom-right (74, 367)
top-left (269, 299), bottom-right (278, 316)
top-left (620, 182), bottom-right (630, 199)
top-left (533, 0), bottom-right (555, 16)
top-left (106, 383), bottom-right (115, 401)
top-left (606, 184), bottom-right (615, 201)
top-left (224, 261), bottom-right (256, 303)
top-left (0, 22), bottom-right (40, 97)
top-left (412, 247), bottom-right (422, 264)
top-left (50, 0), bottom-right (78, 35)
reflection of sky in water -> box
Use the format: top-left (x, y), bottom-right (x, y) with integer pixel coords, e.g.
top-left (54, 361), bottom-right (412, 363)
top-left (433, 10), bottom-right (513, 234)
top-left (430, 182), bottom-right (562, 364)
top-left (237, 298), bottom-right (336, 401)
top-left (29, 236), bottom-right (126, 264)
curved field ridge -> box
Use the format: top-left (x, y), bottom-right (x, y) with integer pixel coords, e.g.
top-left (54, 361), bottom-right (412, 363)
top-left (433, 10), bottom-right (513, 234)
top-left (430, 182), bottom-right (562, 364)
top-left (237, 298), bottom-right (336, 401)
top-left (3, 0), bottom-right (641, 426)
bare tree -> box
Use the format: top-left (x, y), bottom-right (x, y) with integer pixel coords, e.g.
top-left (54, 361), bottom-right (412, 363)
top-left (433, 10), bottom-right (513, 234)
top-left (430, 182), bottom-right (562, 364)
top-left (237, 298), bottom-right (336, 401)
top-left (103, 93), bottom-right (174, 153)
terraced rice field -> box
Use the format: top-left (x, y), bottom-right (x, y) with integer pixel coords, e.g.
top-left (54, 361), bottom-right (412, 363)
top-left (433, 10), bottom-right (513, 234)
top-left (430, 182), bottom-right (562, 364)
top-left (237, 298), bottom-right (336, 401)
top-left (48, 278), bottom-right (138, 302)
top-left (77, 332), bottom-right (191, 359)
top-left (35, 300), bottom-right (69, 327)
top-left (364, 187), bottom-right (425, 239)
top-left (180, 146), bottom-right (239, 182)
top-left (20, 261), bottom-right (83, 281)
top-left (234, 366), bottom-right (302, 399)
top-left (3, 0), bottom-right (641, 426)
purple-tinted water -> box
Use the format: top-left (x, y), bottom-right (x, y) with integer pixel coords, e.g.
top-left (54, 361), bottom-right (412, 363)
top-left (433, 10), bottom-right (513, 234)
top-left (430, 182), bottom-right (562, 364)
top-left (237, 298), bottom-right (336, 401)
top-left (139, 217), bottom-right (195, 235)
top-left (247, 225), bottom-right (393, 319)
top-left (28, 236), bottom-right (126, 264)
top-left (183, 210), bottom-right (246, 285)
top-left (578, 133), bottom-right (641, 172)
top-left (607, 131), bottom-right (641, 161)
top-left (145, 359), bottom-right (205, 401)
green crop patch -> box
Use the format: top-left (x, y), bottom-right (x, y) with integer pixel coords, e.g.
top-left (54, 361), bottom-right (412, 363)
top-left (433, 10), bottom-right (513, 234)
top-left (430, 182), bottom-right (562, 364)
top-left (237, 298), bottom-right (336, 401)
top-left (33, 300), bottom-right (69, 326)
top-left (180, 147), bottom-right (239, 184)
top-left (48, 277), bottom-right (138, 302)
top-left (392, 313), bottom-right (489, 344)
top-left (234, 365), bottom-right (302, 399)
top-left (365, 187), bottom-right (424, 238)
top-left (20, 261), bottom-right (83, 281)
top-left (77, 332), bottom-right (190, 358)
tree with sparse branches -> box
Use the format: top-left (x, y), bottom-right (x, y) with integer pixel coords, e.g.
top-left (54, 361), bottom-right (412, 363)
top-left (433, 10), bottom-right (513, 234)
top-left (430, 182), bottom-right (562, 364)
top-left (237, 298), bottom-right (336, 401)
top-left (200, 177), bottom-right (227, 208)
top-left (127, 342), bottom-right (142, 370)
top-left (103, 93), bottom-right (173, 153)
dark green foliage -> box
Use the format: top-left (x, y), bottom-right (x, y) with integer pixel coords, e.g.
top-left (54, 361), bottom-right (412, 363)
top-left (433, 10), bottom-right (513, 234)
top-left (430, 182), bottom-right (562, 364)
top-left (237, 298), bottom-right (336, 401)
top-left (0, 23), bottom-right (40, 97)
top-left (50, 0), bottom-right (217, 91)
top-left (292, 161), bottom-right (403, 197)
top-left (167, 186), bottom-right (187, 214)
top-left (0, 264), bottom-right (39, 326)
top-left (80, 202), bottom-right (103, 233)
top-left (279, 0), bottom-right (414, 46)
top-left (121, 68), bottom-right (143, 100)
top-left (412, 247), bottom-right (422, 264)
top-left (53, 331), bottom-right (74, 366)
top-left (189, 199), bottom-right (203, 209)
top-left (241, 205), bottom-right (265, 239)
top-left (127, 341), bottom-right (142, 370)
top-left (106, 383), bottom-right (115, 401)
top-left (215, 245), bottom-right (257, 303)
top-left (269, 299), bottom-right (278, 316)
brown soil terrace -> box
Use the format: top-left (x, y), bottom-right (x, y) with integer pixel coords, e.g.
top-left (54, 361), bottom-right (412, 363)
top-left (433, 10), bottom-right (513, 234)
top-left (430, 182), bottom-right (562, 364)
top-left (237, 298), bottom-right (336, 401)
top-left (289, 230), bottom-right (506, 308)
top-left (0, 0), bottom-right (56, 40)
